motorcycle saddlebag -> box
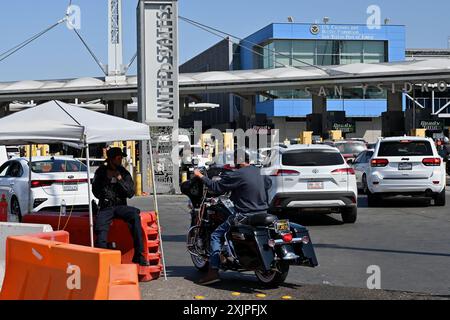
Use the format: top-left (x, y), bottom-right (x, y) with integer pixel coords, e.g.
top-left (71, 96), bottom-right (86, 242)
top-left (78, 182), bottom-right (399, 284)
top-left (290, 223), bottom-right (319, 267)
top-left (228, 225), bottom-right (274, 271)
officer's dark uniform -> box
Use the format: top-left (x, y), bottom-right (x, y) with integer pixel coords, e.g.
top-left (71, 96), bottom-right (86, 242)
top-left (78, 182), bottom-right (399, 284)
top-left (92, 149), bottom-right (147, 265)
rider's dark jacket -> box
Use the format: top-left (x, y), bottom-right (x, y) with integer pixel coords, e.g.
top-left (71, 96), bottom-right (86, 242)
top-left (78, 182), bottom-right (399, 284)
top-left (92, 164), bottom-right (135, 210)
top-left (201, 165), bottom-right (271, 213)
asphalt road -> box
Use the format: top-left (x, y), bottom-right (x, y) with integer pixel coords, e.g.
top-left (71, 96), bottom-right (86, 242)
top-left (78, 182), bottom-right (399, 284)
top-left (130, 192), bottom-right (450, 300)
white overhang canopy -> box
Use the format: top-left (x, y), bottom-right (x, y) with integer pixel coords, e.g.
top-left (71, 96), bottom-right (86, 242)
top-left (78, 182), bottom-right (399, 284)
top-left (0, 100), bottom-right (150, 146)
top-left (1, 59), bottom-right (450, 99)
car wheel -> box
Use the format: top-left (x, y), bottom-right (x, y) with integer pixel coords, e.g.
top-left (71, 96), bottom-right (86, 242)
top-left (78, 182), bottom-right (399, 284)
top-left (341, 206), bottom-right (357, 224)
top-left (362, 175), bottom-right (369, 195)
top-left (434, 189), bottom-right (446, 207)
top-left (10, 196), bottom-right (22, 223)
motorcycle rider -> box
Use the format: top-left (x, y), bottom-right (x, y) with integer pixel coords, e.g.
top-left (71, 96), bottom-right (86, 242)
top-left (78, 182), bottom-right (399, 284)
top-left (193, 149), bottom-right (272, 285)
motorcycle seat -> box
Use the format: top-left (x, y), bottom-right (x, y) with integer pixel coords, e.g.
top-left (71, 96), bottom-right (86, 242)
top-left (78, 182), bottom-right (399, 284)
top-left (242, 213), bottom-right (277, 227)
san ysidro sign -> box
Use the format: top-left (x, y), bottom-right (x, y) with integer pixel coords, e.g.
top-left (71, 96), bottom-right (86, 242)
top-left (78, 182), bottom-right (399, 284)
top-left (137, 0), bottom-right (179, 126)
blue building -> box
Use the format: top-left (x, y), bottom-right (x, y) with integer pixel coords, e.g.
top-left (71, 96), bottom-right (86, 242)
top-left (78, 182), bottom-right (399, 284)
top-left (180, 22), bottom-right (406, 141)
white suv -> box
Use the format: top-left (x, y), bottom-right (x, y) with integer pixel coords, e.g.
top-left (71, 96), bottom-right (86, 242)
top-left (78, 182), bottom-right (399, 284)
top-left (367, 137), bottom-right (446, 207)
top-left (262, 144), bottom-right (358, 223)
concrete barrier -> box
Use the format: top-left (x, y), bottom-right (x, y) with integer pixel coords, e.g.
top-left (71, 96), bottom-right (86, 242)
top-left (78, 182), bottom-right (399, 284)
top-left (0, 222), bottom-right (53, 289)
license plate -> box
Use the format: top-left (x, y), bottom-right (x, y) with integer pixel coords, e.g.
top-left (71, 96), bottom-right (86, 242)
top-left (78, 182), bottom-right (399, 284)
top-left (63, 184), bottom-right (78, 192)
top-left (398, 163), bottom-right (412, 171)
top-left (307, 181), bottom-right (324, 190)
top-left (275, 220), bottom-right (290, 233)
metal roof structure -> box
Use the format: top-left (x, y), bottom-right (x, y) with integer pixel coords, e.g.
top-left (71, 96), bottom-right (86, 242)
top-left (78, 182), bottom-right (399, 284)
top-left (1, 59), bottom-right (450, 102)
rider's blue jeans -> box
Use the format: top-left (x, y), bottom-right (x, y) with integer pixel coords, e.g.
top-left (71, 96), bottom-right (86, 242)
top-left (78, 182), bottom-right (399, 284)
top-left (209, 219), bottom-right (232, 270)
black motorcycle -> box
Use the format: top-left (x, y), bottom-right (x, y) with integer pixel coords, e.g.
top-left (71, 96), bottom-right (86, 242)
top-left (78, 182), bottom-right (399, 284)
top-left (180, 166), bottom-right (319, 287)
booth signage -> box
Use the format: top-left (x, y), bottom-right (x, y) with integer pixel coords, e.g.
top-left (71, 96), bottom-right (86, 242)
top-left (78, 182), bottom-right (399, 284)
top-left (419, 120), bottom-right (443, 131)
top-left (332, 122), bottom-right (356, 134)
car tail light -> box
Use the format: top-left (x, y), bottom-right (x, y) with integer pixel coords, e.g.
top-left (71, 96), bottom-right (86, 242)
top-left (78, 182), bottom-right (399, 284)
top-left (31, 179), bottom-right (88, 188)
top-left (371, 159), bottom-right (389, 167)
top-left (331, 168), bottom-right (355, 175)
top-left (282, 233), bottom-right (293, 243)
top-left (31, 180), bottom-right (54, 188)
top-left (54, 179), bottom-right (88, 184)
top-left (271, 169), bottom-right (300, 176)
top-left (422, 158), bottom-right (441, 166)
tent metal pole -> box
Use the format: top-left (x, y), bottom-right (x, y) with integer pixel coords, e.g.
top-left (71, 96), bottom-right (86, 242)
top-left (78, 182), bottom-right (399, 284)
top-left (85, 143), bottom-right (95, 248)
top-left (28, 145), bottom-right (32, 215)
top-left (148, 138), bottom-right (167, 280)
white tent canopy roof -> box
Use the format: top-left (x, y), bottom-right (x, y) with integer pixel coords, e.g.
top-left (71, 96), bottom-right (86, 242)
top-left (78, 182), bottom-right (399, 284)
top-left (0, 100), bottom-right (150, 146)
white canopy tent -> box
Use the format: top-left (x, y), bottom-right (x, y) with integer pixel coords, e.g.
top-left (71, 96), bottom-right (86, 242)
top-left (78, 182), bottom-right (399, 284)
top-left (0, 100), bottom-right (167, 278)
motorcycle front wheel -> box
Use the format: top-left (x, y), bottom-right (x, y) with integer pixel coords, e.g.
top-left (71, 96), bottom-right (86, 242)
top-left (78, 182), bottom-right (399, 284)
top-left (187, 226), bottom-right (210, 272)
top-left (191, 254), bottom-right (209, 272)
top-left (255, 262), bottom-right (290, 288)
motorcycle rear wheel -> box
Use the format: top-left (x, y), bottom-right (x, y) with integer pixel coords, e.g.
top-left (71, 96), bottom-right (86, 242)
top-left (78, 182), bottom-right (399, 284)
top-left (255, 262), bottom-right (290, 288)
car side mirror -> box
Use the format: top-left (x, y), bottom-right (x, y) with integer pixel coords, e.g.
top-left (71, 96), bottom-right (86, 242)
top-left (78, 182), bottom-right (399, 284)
top-left (347, 159), bottom-right (354, 165)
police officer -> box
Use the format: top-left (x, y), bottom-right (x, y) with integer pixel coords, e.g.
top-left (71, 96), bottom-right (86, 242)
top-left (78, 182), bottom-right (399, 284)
top-left (92, 147), bottom-right (149, 266)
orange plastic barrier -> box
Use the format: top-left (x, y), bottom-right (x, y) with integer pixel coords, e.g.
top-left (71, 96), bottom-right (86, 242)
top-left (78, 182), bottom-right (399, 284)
top-left (0, 233), bottom-right (122, 300)
top-left (108, 264), bottom-right (141, 300)
top-left (109, 212), bottom-right (163, 282)
top-left (0, 194), bottom-right (7, 222)
top-left (30, 230), bottom-right (70, 243)
top-left (22, 211), bottom-right (163, 282)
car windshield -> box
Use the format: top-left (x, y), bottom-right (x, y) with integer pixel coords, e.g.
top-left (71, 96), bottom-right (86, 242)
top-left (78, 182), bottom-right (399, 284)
top-left (32, 159), bottom-right (87, 173)
top-left (282, 150), bottom-right (345, 166)
top-left (335, 143), bottom-right (367, 155)
top-left (378, 141), bottom-right (433, 157)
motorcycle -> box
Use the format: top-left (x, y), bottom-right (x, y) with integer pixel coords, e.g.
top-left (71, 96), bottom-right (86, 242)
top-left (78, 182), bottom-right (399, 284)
top-left (180, 165), bottom-right (319, 287)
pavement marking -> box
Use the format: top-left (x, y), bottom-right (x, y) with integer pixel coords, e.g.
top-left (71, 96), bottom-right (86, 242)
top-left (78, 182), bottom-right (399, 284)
top-left (194, 295), bottom-right (205, 300)
top-left (231, 292), bottom-right (241, 296)
top-left (282, 295), bottom-right (292, 300)
top-left (256, 294), bottom-right (267, 298)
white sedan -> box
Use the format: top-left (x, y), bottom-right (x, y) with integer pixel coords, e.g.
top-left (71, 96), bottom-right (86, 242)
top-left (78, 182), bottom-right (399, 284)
top-left (0, 156), bottom-right (95, 222)
top-left (351, 149), bottom-right (374, 194)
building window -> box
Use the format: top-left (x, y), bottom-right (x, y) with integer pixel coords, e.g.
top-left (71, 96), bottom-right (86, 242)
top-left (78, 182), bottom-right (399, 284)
top-left (257, 39), bottom-right (387, 68)
top-left (292, 41), bottom-right (315, 67)
top-left (341, 41), bottom-right (363, 64)
top-left (363, 41), bottom-right (386, 64)
top-left (316, 40), bottom-right (340, 65)
top-left (274, 40), bottom-right (292, 67)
